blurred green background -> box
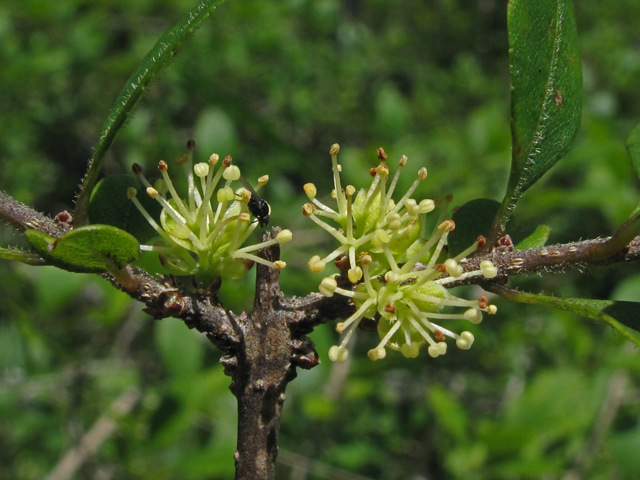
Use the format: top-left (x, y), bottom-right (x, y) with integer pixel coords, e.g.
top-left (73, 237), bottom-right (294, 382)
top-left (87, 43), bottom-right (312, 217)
top-left (2, 0), bottom-right (640, 478)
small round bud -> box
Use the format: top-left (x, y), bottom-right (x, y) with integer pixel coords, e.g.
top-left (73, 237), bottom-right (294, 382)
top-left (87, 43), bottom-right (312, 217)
top-left (480, 260), bottom-right (498, 279)
top-left (419, 199), bottom-right (435, 213)
top-left (146, 187), bottom-right (159, 199)
top-left (368, 347), bottom-right (386, 360)
top-left (464, 308), bottom-right (483, 324)
top-left (384, 271), bottom-right (400, 284)
top-left (308, 255), bottom-right (326, 273)
top-left (328, 345), bottom-right (348, 363)
top-left (319, 277), bottom-right (337, 297)
top-left (277, 230), bottom-right (293, 244)
top-left (345, 185), bottom-right (356, 196)
top-left (456, 331), bottom-right (474, 350)
top-left (404, 199), bottom-right (420, 216)
top-left (274, 260), bottom-right (287, 270)
top-left (386, 213), bottom-right (402, 230)
top-left (487, 305), bottom-right (498, 315)
top-left (223, 165), bottom-right (241, 181)
top-left (209, 153), bottom-right (219, 165)
top-left (348, 267), bottom-right (363, 283)
top-left (303, 183), bottom-right (317, 199)
top-left (217, 186), bottom-right (235, 202)
top-left (444, 259), bottom-right (463, 278)
top-left (330, 143), bottom-right (340, 155)
top-left (194, 162), bottom-right (210, 178)
top-left (127, 187), bottom-right (137, 199)
top-left (428, 344), bottom-right (441, 358)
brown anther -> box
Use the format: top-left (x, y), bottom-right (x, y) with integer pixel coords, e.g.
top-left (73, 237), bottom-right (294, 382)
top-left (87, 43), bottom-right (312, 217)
top-left (223, 155), bottom-right (233, 167)
top-left (132, 163), bottom-right (143, 175)
top-left (384, 303), bottom-right (396, 313)
top-left (435, 264), bottom-right (447, 273)
top-left (158, 160), bottom-right (168, 171)
top-left (369, 167), bottom-right (377, 177)
top-left (434, 330), bottom-right (445, 342)
top-left (476, 236), bottom-right (487, 248)
top-left (186, 139), bottom-right (196, 151)
top-left (438, 219), bottom-right (456, 232)
top-left (478, 296), bottom-right (489, 309)
top-left (302, 203), bottom-right (316, 216)
top-left (377, 147), bottom-right (387, 161)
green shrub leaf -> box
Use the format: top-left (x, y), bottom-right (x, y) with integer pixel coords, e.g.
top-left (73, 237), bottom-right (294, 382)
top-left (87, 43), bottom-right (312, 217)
top-left (24, 225), bottom-right (140, 274)
top-left (492, 0), bottom-right (582, 238)
top-left (489, 286), bottom-right (640, 347)
top-left (515, 225), bottom-right (551, 249)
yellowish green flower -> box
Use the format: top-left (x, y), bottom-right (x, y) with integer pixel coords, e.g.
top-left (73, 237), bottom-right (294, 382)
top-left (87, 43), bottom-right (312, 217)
top-left (306, 144), bottom-right (498, 362)
top-left (128, 141), bottom-right (290, 287)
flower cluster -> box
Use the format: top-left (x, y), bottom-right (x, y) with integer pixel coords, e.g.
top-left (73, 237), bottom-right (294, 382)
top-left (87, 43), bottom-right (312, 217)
top-left (128, 140), bottom-right (291, 288)
top-left (304, 144), bottom-right (498, 362)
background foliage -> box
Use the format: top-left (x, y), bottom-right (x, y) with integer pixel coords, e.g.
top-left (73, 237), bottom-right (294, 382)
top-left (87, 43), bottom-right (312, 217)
top-left (1, 0), bottom-right (640, 478)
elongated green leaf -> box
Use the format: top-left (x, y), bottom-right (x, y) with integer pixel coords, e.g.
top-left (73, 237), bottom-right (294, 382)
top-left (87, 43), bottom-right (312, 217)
top-left (492, 0), bottom-right (582, 240)
top-left (626, 121), bottom-right (640, 181)
top-left (0, 246), bottom-right (46, 265)
top-left (515, 224), bottom-right (551, 250)
top-left (74, 0), bottom-right (227, 226)
top-left (25, 225), bottom-right (139, 274)
top-left (488, 285), bottom-right (640, 346)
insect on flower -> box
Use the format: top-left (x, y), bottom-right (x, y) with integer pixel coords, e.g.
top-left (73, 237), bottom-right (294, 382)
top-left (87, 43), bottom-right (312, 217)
top-left (240, 176), bottom-right (270, 227)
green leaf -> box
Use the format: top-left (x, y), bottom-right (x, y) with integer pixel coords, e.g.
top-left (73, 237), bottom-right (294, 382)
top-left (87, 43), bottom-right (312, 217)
top-left (24, 225), bottom-right (139, 274)
top-left (492, 0), bottom-right (582, 239)
top-left (88, 175), bottom-right (162, 243)
top-left (625, 120), bottom-right (640, 181)
top-left (0, 246), bottom-right (46, 265)
top-left (488, 286), bottom-right (640, 347)
top-left (515, 224), bottom-right (551, 249)
top-left (74, 0), bottom-right (228, 226)
top-left (448, 199), bottom-right (501, 256)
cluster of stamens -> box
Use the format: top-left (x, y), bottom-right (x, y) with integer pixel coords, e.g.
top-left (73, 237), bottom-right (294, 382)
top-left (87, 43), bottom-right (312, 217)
top-left (128, 140), bottom-right (291, 286)
top-left (304, 144), bottom-right (498, 362)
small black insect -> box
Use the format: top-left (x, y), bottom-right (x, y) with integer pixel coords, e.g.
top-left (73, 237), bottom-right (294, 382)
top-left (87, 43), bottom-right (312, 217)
top-left (240, 176), bottom-right (270, 227)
